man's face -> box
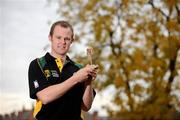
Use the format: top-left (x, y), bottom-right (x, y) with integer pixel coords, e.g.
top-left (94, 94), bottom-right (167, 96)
top-left (49, 25), bottom-right (73, 56)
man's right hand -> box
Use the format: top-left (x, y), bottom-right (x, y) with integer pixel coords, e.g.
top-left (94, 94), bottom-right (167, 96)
top-left (72, 64), bottom-right (98, 83)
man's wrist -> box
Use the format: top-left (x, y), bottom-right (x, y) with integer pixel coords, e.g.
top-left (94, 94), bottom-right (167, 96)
top-left (84, 79), bottom-right (92, 86)
top-left (69, 75), bottom-right (79, 85)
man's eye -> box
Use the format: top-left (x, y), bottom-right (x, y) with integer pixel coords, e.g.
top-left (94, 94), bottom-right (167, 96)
top-left (64, 38), bottom-right (71, 41)
top-left (57, 37), bottom-right (61, 39)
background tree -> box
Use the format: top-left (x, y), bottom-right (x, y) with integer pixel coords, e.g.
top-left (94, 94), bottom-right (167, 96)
top-left (50, 0), bottom-right (180, 119)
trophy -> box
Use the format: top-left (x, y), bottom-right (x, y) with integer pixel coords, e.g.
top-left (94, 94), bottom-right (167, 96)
top-left (87, 47), bottom-right (93, 65)
top-left (87, 47), bottom-right (98, 70)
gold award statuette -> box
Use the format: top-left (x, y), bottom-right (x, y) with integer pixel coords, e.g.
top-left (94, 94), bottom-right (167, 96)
top-left (86, 47), bottom-right (98, 70)
top-left (87, 47), bottom-right (93, 65)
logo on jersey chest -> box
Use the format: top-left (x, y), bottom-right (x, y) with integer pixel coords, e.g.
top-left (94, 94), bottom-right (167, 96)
top-left (44, 69), bottom-right (59, 78)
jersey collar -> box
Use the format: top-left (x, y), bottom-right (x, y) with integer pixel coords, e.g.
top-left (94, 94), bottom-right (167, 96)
top-left (45, 52), bottom-right (74, 65)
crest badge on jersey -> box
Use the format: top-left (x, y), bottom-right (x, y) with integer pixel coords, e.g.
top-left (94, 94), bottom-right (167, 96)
top-left (33, 80), bottom-right (39, 89)
top-left (44, 70), bottom-right (51, 78)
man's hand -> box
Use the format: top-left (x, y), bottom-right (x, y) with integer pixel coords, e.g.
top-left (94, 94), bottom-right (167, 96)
top-left (73, 64), bottom-right (98, 83)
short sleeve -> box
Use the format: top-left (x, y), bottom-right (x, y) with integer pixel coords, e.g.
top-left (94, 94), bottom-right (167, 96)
top-left (93, 89), bottom-right (96, 97)
top-left (28, 59), bottom-right (49, 99)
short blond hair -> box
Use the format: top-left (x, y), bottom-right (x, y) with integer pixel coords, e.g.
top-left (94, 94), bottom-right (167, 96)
top-left (49, 20), bottom-right (74, 40)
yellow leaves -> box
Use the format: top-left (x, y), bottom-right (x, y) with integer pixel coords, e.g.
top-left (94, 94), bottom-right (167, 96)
top-left (126, 18), bottom-right (135, 28)
top-left (169, 36), bottom-right (180, 47)
top-left (133, 84), bottom-right (144, 95)
top-left (168, 36), bottom-right (179, 59)
top-left (101, 5), bottom-right (117, 15)
top-left (175, 37), bottom-right (180, 46)
top-left (122, 0), bottom-right (129, 8)
top-left (136, 22), bottom-right (146, 33)
top-left (93, 14), bottom-right (113, 41)
top-left (114, 75), bottom-right (125, 88)
top-left (136, 0), bottom-right (149, 5)
top-left (124, 49), bottom-right (149, 72)
top-left (165, 0), bottom-right (179, 9)
top-left (166, 19), bottom-right (180, 32)
top-left (155, 93), bottom-right (170, 105)
top-left (147, 22), bottom-right (160, 37)
top-left (54, 0), bottom-right (180, 118)
top-left (103, 15), bottom-right (113, 32)
top-left (79, 11), bottom-right (87, 21)
top-left (93, 20), bottom-right (103, 41)
top-left (133, 49), bottom-right (144, 66)
top-left (84, 0), bottom-right (98, 11)
top-left (150, 58), bottom-right (165, 68)
top-left (158, 35), bottom-right (169, 48)
top-left (157, 35), bottom-right (179, 59)
top-left (114, 94), bottom-right (124, 105)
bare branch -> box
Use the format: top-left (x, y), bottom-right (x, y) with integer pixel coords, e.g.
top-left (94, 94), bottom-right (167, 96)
top-left (175, 4), bottom-right (180, 24)
top-left (148, 0), bottom-right (169, 21)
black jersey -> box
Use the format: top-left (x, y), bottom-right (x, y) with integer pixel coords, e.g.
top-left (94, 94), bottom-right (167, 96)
top-left (28, 52), bottom-right (86, 120)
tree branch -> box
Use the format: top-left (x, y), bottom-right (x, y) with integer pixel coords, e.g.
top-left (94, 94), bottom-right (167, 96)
top-left (148, 0), bottom-right (169, 21)
top-left (175, 4), bottom-right (180, 24)
top-left (166, 47), bottom-right (179, 93)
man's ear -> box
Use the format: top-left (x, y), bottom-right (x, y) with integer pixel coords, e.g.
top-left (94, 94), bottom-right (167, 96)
top-left (71, 34), bottom-right (75, 43)
top-left (48, 35), bottom-right (52, 41)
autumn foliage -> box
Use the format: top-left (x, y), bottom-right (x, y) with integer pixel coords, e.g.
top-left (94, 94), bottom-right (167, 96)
top-left (52, 0), bottom-right (180, 119)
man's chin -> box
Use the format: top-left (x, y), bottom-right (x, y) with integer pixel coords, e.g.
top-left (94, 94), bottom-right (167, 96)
top-left (57, 52), bottom-right (67, 56)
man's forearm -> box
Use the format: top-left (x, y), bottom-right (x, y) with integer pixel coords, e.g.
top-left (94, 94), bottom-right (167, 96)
top-left (36, 64), bottom-right (96, 105)
top-left (81, 81), bottom-right (95, 111)
top-left (36, 76), bottom-right (78, 105)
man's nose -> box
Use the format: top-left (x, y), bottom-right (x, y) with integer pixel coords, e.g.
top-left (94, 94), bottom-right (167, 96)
top-left (60, 38), bottom-right (66, 44)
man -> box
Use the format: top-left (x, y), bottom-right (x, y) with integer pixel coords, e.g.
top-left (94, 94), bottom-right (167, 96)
top-left (28, 20), bottom-right (98, 120)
